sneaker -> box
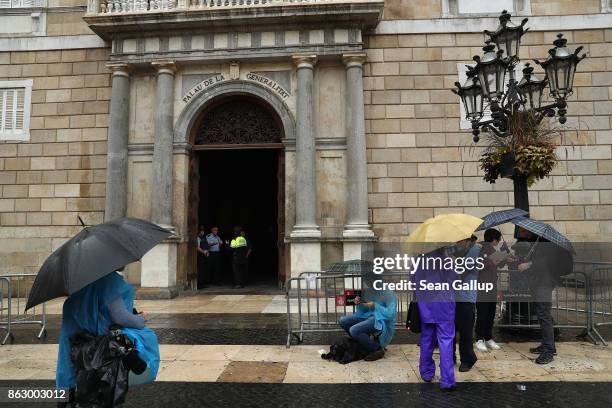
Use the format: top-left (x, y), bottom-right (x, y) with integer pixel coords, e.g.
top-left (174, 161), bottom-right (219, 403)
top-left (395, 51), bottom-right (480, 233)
top-left (485, 339), bottom-right (501, 350)
top-left (475, 339), bottom-right (488, 352)
top-left (535, 351), bottom-right (555, 364)
top-left (458, 363), bottom-right (473, 372)
top-left (364, 348), bottom-right (385, 361)
top-left (529, 345), bottom-right (557, 355)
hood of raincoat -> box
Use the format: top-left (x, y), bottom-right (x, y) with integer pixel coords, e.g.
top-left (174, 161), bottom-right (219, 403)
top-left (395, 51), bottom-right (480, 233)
top-left (56, 272), bottom-right (160, 389)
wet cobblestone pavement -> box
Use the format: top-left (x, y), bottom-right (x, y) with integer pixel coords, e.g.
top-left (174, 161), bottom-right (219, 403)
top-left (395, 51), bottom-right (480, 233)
top-left (3, 294), bottom-right (612, 407)
top-left (5, 313), bottom-right (609, 346)
top-left (2, 380), bottom-right (612, 408)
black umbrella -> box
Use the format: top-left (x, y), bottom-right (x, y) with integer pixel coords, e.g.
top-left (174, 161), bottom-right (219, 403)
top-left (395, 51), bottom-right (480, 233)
top-left (476, 208), bottom-right (528, 231)
top-left (26, 217), bottom-right (172, 310)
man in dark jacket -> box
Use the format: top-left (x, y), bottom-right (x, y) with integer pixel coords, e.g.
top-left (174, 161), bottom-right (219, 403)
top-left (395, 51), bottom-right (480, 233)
top-left (516, 229), bottom-right (563, 364)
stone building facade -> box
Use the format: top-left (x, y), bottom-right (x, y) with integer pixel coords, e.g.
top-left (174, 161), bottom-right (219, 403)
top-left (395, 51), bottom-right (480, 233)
top-left (0, 0), bottom-right (611, 294)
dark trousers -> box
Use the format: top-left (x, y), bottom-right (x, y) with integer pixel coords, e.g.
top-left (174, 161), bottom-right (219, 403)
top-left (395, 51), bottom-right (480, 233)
top-left (208, 252), bottom-right (221, 284)
top-left (475, 301), bottom-right (497, 341)
top-left (532, 286), bottom-right (555, 351)
top-left (197, 253), bottom-right (207, 289)
top-left (232, 261), bottom-right (248, 286)
top-left (454, 302), bottom-right (477, 366)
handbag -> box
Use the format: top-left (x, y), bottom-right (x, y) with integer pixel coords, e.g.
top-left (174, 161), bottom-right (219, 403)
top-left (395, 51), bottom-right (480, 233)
top-left (405, 301), bottom-right (421, 334)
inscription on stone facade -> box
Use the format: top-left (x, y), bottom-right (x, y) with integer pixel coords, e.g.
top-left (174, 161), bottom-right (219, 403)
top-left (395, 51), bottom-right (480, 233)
top-left (246, 72), bottom-right (290, 99)
top-left (182, 74), bottom-right (226, 103)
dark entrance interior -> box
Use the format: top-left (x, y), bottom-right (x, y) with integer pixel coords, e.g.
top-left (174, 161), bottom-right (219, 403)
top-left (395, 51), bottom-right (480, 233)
top-left (198, 149), bottom-right (280, 285)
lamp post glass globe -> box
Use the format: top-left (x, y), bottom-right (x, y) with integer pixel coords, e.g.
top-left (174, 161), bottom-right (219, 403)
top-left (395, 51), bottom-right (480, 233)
top-left (484, 9), bottom-right (529, 61)
top-left (518, 63), bottom-right (546, 110)
top-left (534, 33), bottom-right (586, 101)
top-left (473, 41), bottom-right (507, 101)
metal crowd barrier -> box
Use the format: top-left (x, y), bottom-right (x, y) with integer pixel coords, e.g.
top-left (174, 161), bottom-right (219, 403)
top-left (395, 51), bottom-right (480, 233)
top-left (495, 268), bottom-right (595, 342)
top-left (286, 262), bottom-right (612, 348)
top-left (0, 274), bottom-right (47, 345)
top-left (579, 262), bottom-right (612, 345)
top-left (286, 271), bottom-right (411, 348)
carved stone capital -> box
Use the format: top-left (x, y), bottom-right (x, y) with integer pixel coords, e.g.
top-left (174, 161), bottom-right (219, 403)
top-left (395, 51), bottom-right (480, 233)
top-left (152, 60), bottom-right (177, 76)
top-left (106, 63), bottom-right (131, 77)
top-left (342, 53), bottom-right (367, 68)
top-left (292, 55), bottom-right (317, 70)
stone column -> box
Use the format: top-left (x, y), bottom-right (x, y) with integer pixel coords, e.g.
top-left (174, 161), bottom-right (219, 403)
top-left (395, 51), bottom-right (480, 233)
top-left (291, 55), bottom-right (320, 238)
top-left (290, 55), bottom-right (321, 277)
top-left (342, 53), bottom-right (374, 261)
top-left (140, 61), bottom-right (178, 299)
top-left (104, 64), bottom-right (130, 222)
top-left (151, 60), bottom-right (176, 227)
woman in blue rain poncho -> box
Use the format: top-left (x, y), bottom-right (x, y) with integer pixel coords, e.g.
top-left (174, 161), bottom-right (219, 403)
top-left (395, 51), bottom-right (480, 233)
top-left (339, 274), bottom-right (397, 361)
top-left (56, 271), bottom-right (160, 393)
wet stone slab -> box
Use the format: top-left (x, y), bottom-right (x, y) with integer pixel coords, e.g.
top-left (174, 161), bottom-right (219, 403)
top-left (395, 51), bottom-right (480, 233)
top-left (217, 361), bottom-right (288, 383)
top-left (3, 380), bottom-right (612, 408)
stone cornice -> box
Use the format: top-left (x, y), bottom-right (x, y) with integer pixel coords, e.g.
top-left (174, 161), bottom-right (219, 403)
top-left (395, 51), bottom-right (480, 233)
top-left (84, 2), bottom-right (384, 41)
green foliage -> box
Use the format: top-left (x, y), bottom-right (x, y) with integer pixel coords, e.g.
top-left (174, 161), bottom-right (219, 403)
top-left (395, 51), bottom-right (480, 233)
top-left (479, 109), bottom-right (559, 185)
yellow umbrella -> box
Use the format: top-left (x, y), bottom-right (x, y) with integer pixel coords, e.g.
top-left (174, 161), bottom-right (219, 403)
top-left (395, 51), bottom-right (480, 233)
top-left (406, 213), bottom-right (483, 252)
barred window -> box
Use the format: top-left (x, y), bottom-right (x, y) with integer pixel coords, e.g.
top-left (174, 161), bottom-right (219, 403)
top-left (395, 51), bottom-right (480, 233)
top-left (0, 80), bottom-right (32, 141)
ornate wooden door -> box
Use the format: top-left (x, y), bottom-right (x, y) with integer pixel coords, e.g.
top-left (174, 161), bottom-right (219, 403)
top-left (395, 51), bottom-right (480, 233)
top-left (186, 152), bottom-right (200, 288)
top-left (277, 151), bottom-right (286, 287)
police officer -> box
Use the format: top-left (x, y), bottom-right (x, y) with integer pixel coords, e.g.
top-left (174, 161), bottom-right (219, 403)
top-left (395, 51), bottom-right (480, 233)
top-left (196, 226), bottom-right (209, 289)
top-left (206, 226), bottom-right (223, 284)
top-left (229, 226), bottom-right (249, 288)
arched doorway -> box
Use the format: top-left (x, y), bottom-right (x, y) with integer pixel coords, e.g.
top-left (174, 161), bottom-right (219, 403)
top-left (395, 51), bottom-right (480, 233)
top-left (187, 95), bottom-right (286, 289)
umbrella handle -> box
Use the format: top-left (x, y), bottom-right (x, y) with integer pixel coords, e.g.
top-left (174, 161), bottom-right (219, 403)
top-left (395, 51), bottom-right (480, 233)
top-left (525, 237), bottom-right (540, 260)
top-left (78, 216), bottom-right (86, 228)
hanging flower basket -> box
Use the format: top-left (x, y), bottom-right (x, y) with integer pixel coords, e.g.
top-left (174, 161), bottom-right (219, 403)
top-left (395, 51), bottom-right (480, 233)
top-left (479, 111), bottom-right (559, 186)
top-left (480, 143), bottom-right (556, 185)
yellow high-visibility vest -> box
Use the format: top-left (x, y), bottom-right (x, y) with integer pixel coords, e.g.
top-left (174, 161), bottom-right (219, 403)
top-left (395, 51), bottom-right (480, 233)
top-left (230, 236), bottom-right (247, 248)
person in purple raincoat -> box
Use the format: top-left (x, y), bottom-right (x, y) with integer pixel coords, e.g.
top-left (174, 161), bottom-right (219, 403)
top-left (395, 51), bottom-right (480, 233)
top-left (413, 247), bottom-right (458, 390)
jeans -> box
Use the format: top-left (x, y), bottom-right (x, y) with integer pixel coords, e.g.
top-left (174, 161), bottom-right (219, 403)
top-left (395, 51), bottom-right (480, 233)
top-left (454, 302), bottom-right (477, 366)
top-left (532, 286), bottom-right (555, 351)
top-left (475, 301), bottom-right (497, 341)
top-left (338, 315), bottom-right (380, 352)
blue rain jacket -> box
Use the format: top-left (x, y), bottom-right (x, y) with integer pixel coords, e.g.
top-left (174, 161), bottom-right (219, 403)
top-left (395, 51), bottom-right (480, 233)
top-left (56, 272), bottom-right (160, 389)
top-left (353, 287), bottom-right (397, 347)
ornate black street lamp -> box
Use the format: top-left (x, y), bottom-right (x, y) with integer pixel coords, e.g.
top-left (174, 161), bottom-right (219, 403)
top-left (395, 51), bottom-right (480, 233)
top-left (453, 10), bottom-right (586, 213)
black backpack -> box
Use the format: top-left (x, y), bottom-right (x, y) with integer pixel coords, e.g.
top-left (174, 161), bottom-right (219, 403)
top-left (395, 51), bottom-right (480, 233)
top-left (321, 337), bottom-right (369, 364)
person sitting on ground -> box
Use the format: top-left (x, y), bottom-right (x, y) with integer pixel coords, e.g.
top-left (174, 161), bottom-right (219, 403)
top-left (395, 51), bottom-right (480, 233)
top-left (338, 273), bottom-right (397, 361)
